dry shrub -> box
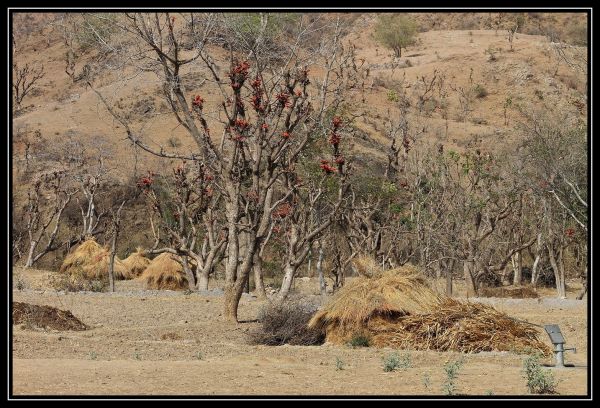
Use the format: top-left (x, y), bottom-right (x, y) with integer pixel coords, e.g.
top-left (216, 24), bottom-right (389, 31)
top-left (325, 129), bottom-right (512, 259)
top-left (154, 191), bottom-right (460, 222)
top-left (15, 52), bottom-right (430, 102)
top-left (122, 248), bottom-right (151, 278)
top-left (248, 296), bottom-right (325, 346)
top-left (12, 301), bottom-right (87, 331)
top-left (49, 267), bottom-right (108, 292)
top-left (138, 253), bottom-right (189, 290)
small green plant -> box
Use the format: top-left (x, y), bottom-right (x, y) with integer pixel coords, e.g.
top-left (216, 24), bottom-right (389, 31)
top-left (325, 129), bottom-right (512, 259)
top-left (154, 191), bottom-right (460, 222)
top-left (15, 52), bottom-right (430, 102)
top-left (422, 373), bottom-right (431, 391)
top-left (474, 84), bottom-right (488, 98)
top-left (387, 90), bottom-right (399, 103)
top-left (348, 335), bottom-right (370, 348)
top-left (383, 352), bottom-right (412, 372)
top-left (89, 351), bottom-right (97, 360)
top-left (89, 279), bottom-right (107, 292)
top-left (15, 273), bottom-right (27, 291)
top-left (523, 354), bottom-right (557, 394)
top-left (534, 89), bottom-right (544, 100)
top-left (133, 352), bottom-right (141, 361)
top-left (442, 357), bottom-right (465, 395)
top-left (195, 351), bottom-right (204, 360)
top-left (335, 357), bottom-right (345, 371)
top-left (485, 389), bottom-right (494, 396)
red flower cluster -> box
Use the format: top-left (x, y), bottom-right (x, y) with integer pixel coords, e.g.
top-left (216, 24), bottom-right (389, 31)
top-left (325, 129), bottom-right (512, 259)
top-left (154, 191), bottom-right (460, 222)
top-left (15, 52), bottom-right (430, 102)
top-left (228, 60), bottom-right (250, 90)
top-left (565, 228), bottom-right (575, 238)
top-left (281, 131), bottom-right (291, 139)
top-left (192, 95), bottom-right (204, 109)
top-left (137, 173), bottom-right (154, 189)
top-left (250, 76), bottom-right (266, 113)
top-left (332, 116), bottom-right (342, 129)
top-left (276, 92), bottom-right (291, 108)
top-left (251, 77), bottom-right (262, 88)
top-left (329, 132), bottom-right (341, 146)
top-left (273, 202), bottom-right (293, 219)
top-left (235, 119), bottom-right (249, 130)
top-left (334, 156), bottom-right (345, 165)
top-left (295, 89), bottom-right (303, 97)
top-left (261, 123), bottom-right (269, 130)
top-left (320, 159), bottom-right (337, 174)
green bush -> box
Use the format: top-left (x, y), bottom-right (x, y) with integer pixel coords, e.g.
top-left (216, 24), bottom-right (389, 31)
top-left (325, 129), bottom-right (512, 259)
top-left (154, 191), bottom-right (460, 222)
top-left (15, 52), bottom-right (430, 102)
top-left (348, 334), bottom-right (370, 348)
top-left (442, 357), bottom-right (464, 395)
top-left (374, 14), bottom-right (417, 58)
top-left (383, 352), bottom-right (412, 372)
top-left (523, 354), bottom-right (558, 394)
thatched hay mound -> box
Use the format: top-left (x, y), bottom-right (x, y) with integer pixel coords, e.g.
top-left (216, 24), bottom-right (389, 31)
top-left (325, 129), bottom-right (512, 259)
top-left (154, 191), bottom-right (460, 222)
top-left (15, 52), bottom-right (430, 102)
top-left (122, 248), bottom-right (151, 278)
top-left (60, 239), bottom-right (129, 280)
top-left (308, 259), bottom-right (551, 355)
top-left (309, 264), bottom-right (444, 343)
top-left (139, 253), bottom-right (189, 290)
top-left (479, 286), bottom-right (539, 299)
top-left (13, 302), bottom-right (87, 331)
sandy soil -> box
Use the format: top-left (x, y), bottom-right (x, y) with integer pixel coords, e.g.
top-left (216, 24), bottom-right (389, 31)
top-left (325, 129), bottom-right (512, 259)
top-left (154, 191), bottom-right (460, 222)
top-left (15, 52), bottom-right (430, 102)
top-left (11, 268), bottom-right (588, 396)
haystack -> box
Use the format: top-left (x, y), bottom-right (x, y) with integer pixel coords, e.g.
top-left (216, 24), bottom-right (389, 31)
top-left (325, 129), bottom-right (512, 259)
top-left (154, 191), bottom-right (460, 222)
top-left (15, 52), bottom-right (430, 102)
top-left (309, 262), bottom-right (444, 343)
top-left (60, 239), bottom-right (129, 280)
top-left (122, 248), bottom-right (151, 278)
top-left (308, 258), bottom-right (551, 355)
top-left (138, 253), bottom-right (189, 290)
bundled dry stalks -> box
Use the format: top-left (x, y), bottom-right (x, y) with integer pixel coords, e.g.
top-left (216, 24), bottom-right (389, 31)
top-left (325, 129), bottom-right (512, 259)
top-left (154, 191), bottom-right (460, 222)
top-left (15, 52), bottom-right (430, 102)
top-left (60, 239), bottom-right (128, 280)
top-left (309, 257), bottom-right (551, 355)
top-left (121, 248), bottom-right (151, 278)
top-left (138, 253), bottom-right (189, 290)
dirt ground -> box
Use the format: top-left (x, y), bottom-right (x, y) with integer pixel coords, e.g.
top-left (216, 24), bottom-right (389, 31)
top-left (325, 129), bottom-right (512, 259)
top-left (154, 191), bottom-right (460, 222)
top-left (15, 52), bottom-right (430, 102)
top-left (11, 267), bottom-right (588, 397)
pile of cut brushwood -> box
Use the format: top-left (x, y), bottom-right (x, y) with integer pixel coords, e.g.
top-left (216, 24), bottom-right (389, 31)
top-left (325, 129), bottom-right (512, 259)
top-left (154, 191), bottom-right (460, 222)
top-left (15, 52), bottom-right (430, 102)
top-left (308, 257), bottom-right (551, 355)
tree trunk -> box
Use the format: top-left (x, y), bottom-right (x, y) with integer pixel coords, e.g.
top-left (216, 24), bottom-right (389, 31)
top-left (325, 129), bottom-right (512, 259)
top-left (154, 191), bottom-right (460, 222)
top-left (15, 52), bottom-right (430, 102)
top-left (108, 236), bottom-right (116, 293)
top-left (279, 263), bottom-right (297, 300)
top-left (24, 241), bottom-right (37, 268)
top-left (181, 256), bottom-right (196, 291)
top-left (512, 252), bottom-right (522, 286)
top-left (197, 270), bottom-right (209, 291)
top-left (307, 246), bottom-right (313, 278)
top-left (317, 243), bottom-right (326, 296)
top-left (548, 244), bottom-right (566, 298)
top-left (530, 232), bottom-right (543, 287)
top-left (224, 282), bottom-right (241, 322)
top-left (464, 259), bottom-right (478, 298)
top-left (446, 258), bottom-right (454, 297)
top-left (253, 252), bottom-right (266, 299)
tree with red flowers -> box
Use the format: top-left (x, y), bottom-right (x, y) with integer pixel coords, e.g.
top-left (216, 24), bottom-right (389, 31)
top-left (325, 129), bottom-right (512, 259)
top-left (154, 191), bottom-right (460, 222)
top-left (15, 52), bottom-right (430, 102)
top-left (88, 13), bottom-right (364, 321)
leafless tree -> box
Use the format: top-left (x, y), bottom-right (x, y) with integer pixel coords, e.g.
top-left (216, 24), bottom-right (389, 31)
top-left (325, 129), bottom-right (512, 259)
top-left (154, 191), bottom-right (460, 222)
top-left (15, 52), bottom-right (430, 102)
top-left (12, 62), bottom-right (45, 110)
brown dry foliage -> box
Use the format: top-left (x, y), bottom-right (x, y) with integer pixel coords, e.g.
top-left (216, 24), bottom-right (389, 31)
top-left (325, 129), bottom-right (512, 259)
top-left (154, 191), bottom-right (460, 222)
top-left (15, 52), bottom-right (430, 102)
top-left (12, 301), bottom-right (87, 331)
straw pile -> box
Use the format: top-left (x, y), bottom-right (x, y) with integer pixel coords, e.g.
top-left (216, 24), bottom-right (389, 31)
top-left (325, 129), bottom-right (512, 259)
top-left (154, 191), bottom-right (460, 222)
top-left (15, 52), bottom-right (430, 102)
top-left (60, 239), bottom-right (129, 280)
top-left (122, 248), bottom-right (151, 278)
top-left (367, 298), bottom-right (550, 354)
top-left (478, 286), bottom-right (539, 299)
top-left (138, 253), bottom-right (189, 290)
top-left (308, 257), bottom-right (551, 355)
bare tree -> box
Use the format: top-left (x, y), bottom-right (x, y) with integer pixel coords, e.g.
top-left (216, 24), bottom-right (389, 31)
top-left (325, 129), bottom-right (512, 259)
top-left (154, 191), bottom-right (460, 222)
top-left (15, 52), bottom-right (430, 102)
top-left (12, 62), bottom-right (45, 110)
top-left (22, 170), bottom-right (77, 267)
